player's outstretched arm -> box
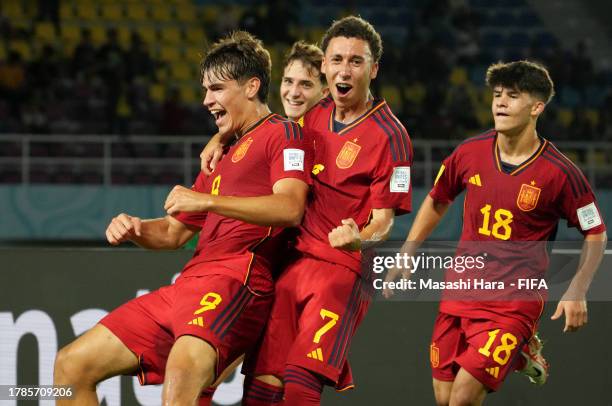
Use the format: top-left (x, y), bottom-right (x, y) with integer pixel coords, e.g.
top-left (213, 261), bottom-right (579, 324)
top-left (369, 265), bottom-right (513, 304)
top-left (106, 213), bottom-right (199, 250)
top-left (164, 178), bottom-right (309, 227)
top-left (328, 208), bottom-right (395, 252)
top-left (200, 132), bottom-right (224, 175)
top-left (551, 231), bottom-right (607, 332)
top-left (382, 195), bottom-right (450, 298)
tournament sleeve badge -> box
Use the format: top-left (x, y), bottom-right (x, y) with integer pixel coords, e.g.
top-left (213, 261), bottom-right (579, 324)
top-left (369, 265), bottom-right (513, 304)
top-left (231, 137), bottom-right (254, 163)
top-left (516, 181), bottom-right (541, 211)
top-left (336, 140), bottom-right (361, 169)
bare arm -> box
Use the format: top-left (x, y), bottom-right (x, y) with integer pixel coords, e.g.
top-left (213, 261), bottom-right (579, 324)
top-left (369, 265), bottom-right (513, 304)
top-left (164, 178), bottom-right (309, 227)
top-left (551, 231), bottom-right (607, 332)
top-left (200, 133), bottom-right (224, 175)
top-left (328, 208), bottom-right (395, 251)
top-left (382, 195), bottom-right (450, 298)
top-left (106, 214), bottom-right (199, 250)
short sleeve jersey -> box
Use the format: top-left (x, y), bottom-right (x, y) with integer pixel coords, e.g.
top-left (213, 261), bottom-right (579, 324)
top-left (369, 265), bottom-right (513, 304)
top-left (296, 97), bottom-right (413, 272)
top-left (175, 114), bottom-right (313, 291)
top-left (430, 130), bottom-right (606, 332)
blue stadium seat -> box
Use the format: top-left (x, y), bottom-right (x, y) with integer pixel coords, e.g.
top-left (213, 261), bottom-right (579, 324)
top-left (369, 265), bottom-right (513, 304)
top-left (516, 10), bottom-right (541, 27)
top-left (506, 32), bottom-right (531, 49)
top-left (482, 32), bottom-right (505, 49)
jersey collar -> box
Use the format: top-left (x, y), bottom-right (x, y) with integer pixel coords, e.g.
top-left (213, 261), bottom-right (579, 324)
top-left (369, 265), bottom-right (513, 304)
top-left (328, 98), bottom-right (386, 135)
top-left (493, 133), bottom-right (548, 176)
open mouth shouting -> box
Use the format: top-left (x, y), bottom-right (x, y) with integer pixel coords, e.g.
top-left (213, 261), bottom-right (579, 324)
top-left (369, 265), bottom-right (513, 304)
top-left (336, 83), bottom-right (353, 97)
top-left (210, 109), bottom-right (227, 125)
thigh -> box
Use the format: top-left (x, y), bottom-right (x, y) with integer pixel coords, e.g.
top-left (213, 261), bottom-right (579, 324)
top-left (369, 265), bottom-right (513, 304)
top-left (455, 318), bottom-right (527, 391)
top-left (286, 258), bottom-right (370, 386)
top-left (430, 312), bottom-right (465, 383)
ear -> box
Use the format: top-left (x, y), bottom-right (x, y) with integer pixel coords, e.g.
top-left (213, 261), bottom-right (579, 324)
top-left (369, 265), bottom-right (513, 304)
top-left (321, 86), bottom-right (330, 98)
top-left (531, 100), bottom-right (546, 117)
top-left (244, 77), bottom-right (261, 100)
top-left (321, 57), bottom-right (328, 75)
top-left (370, 61), bottom-right (379, 80)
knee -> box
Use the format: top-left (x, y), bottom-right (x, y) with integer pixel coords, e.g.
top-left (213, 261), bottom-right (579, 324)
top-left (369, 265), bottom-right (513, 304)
top-left (54, 344), bottom-right (95, 385)
top-left (432, 383), bottom-right (450, 406)
top-left (449, 384), bottom-right (477, 406)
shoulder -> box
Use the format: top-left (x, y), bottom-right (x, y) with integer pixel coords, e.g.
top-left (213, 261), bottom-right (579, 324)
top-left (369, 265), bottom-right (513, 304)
top-left (540, 140), bottom-right (590, 195)
top-left (453, 129), bottom-right (497, 156)
top-left (265, 114), bottom-right (304, 141)
top-left (303, 96), bottom-right (334, 122)
top-left (367, 100), bottom-right (412, 162)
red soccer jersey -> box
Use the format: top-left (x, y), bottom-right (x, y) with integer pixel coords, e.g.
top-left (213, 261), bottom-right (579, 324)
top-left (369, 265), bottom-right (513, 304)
top-left (175, 113), bottom-right (313, 292)
top-left (296, 96), bottom-right (413, 271)
top-left (430, 130), bottom-right (606, 334)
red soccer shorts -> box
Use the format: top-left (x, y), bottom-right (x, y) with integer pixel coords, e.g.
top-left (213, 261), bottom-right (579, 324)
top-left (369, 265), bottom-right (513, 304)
top-left (243, 255), bottom-right (370, 390)
top-left (100, 272), bottom-right (273, 385)
top-left (430, 312), bottom-right (530, 391)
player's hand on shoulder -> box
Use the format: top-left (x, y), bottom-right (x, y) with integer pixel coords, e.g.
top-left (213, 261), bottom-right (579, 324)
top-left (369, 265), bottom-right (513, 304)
top-left (106, 213), bottom-right (142, 245)
top-left (164, 185), bottom-right (211, 215)
top-left (328, 218), bottom-right (361, 251)
top-left (551, 299), bottom-right (588, 332)
top-left (200, 135), bottom-right (224, 175)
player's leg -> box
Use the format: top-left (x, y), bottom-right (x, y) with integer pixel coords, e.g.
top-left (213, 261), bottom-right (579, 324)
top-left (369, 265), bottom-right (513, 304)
top-left (54, 324), bottom-right (139, 405)
top-left (430, 313), bottom-right (464, 406)
top-left (432, 379), bottom-right (453, 406)
top-left (448, 368), bottom-right (487, 406)
top-left (162, 335), bottom-right (218, 405)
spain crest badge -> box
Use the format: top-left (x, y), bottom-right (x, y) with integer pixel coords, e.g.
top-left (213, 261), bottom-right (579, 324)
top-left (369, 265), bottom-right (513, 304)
top-left (231, 137), bottom-right (253, 163)
top-left (336, 141), bottom-right (361, 169)
top-left (516, 182), bottom-right (541, 211)
top-left (430, 343), bottom-right (440, 368)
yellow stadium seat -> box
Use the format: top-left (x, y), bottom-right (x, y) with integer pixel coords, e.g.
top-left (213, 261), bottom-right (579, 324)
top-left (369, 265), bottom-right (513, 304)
top-left (0, 43), bottom-right (6, 61)
top-left (479, 87), bottom-right (493, 105)
top-left (90, 25), bottom-right (107, 45)
top-left (137, 26), bottom-right (157, 44)
top-left (176, 7), bottom-right (197, 22)
top-left (564, 150), bottom-right (580, 165)
top-left (117, 27), bottom-right (132, 48)
top-left (151, 4), bottom-right (173, 21)
top-left (171, 64), bottom-right (192, 81)
top-left (476, 107), bottom-right (493, 127)
top-left (34, 22), bottom-right (56, 42)
top-left (160, 26), bottom-right (182, 44)
top-left (76, 3), bottom-right (98, 20)
top-left (184, 27), bottom-right (206, 45)
top-left (10, 41), bottom-right (32, 61)
top-left (201, 5), bottom-right (221, 24)
top-left (2, 2), bottom-right (25, 19)
top-left (449, 67), bottom-right (468, 86)
top-left (592, 151), bottom-right (606, 167)
top-left (180, 86), bottom-right (199, 104)
top-left (101, 4), bottom-right (123, 21)
top-left (381, 85), bottom-right (401, 111)
top-left (60, 3), bottom-right (75, 20)
top-left (61, 24), bottom-right (81, 43)
top-left (405, 83), bottom-right (426, 104)
top-left (558, 108), bottom-right (574, 128)
top-left (184, 46), bottom-right (203, 64)
top-left (158, 46), bottom-right (181, 62)
top-left (584, 109), bottom-right (600, 126)
top-left (150, 83), bottom-right (166, 103)
top-left (126, 3), bottom-right (148, 20)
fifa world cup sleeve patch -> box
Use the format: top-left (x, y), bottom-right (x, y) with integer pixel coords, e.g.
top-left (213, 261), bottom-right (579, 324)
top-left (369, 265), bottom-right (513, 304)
top-left (390, 166), bottom-right (411, 193)
top-left (577, 202), bottom-right (602, 231)
top-left (283, 148), bottom-right (305, 171)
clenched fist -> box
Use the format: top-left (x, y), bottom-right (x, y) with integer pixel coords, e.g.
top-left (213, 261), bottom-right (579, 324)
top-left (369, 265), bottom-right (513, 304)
top-left (164, 185), bottom-right (210, 215)
top-left (328, 218), bottom-right (361, 251)
top-left (106, 213), bottom-right (142, 245)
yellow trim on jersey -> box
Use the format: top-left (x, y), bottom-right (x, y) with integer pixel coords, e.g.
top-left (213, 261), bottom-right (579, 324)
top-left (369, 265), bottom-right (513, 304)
top-left (328, 100), bottom-right (387, 134)
top-left (495, 138), bottom-right (548, 175)
top-left (434, 164), bottom-right (446, 185)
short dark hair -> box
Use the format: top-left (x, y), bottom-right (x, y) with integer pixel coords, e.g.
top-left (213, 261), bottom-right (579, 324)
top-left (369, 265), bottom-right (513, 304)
top-left (486, 60), bottom-right (555, 103)
top-left (283, 41), bottom-right (326, 85)
top-left (201, 31), bottom-right (271, 103)
top-left (320, 16), bottom-right (383, 63)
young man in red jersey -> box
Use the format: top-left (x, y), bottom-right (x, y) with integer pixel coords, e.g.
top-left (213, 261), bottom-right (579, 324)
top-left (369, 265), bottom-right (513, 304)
top-left (202, 16), bottom-right (413, 406)
top-left (53, 31), bottom-right (312, 406)
top-left (386, 60), bottom-right (607, 405)
top-left (245, 16), bottom-right (412, 405)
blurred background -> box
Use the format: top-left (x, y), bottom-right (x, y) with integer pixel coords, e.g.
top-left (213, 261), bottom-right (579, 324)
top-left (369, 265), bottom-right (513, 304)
top-left (0, 1), bottom-right (611, 405)
top-left (0, 0), bottom-right (611, 243)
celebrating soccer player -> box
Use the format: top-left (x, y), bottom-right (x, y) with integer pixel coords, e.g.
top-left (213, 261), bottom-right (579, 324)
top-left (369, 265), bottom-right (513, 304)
top-left (53, 31), bottom-right (312, 406)
top-left (387, 60), bottom-right (607, 405)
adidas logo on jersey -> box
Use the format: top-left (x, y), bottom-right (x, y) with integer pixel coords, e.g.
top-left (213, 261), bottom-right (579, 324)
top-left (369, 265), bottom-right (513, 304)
top-left (306, 348), bottom-right (324, 361)
top-left (187, 317), bottom-right (204, 327)
top-left (485, 366), bottom-right (499, 378)
top-left (468, 174), bottom-right (482, 186)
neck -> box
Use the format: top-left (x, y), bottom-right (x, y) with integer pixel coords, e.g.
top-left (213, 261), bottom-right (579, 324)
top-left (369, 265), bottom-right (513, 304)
top-left (235, 103), bottom-right (271, 138)
top-left (497, 121), bottom-right (540, 163)
top-left (334, 92), bottom-right (372, 123)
